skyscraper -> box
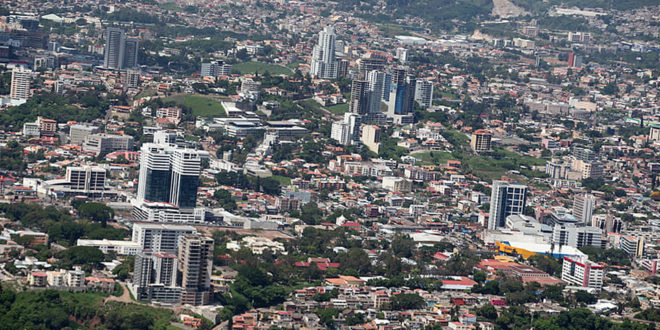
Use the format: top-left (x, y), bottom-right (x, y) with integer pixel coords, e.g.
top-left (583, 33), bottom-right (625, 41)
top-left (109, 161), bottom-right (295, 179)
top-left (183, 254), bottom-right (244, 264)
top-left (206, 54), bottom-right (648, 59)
top-left (10, 66), bottom-right (31, 100)
top-left (177, 234), bottom-right (214, 306)
top-left (137, 144), bottom-right (201, 209)
top-left (133, 250), bottom-right (181, 303)
top-left (310, 26), bottom-right (338, 79)
top-left (122, 38), bottom-right (139, 69)
top-left (104, 27), bottom-right (139, 69)
top-left (573, 194), bottom-right (595, 224)
top-left (331, 113), bottom-right (360, 146)
top-left (104, 27), bottom-right (125, 69)
top-left (387, 68), bottom-right (416, 118)
top-left (349, 80), bottom-right (370, 115)
top-left (488, 181), bottom-right (527, 230)
top-left (414, 80), bottom-right (433, 109)
top-left (366, 70), bottom-right (387, 114)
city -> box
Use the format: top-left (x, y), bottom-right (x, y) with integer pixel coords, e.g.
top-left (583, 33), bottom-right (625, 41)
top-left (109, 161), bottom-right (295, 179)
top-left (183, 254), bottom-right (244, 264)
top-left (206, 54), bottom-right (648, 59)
top-left (0, 0), bottom-right (659, 329)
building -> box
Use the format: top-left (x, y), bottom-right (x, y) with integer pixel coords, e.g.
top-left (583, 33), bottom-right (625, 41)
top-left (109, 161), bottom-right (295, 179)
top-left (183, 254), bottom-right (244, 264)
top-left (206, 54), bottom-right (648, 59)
top-left (10, 66), bottom-right (31, 100)
top-left (76, 239), bottom-right (141, 255)
top-left (69, 124), bottom-right (99, 145)
top-left (22, 122), bottom-right (39, 137)
top-left (83, 133), bottom-right (134, 155)
top-left (382, 177), bottom-right (412, 192)
top-left (36, 116), bottom-right (57, 137)
top-left (331, 113), bottom-right (360, 146)
top-left (574, 160), bottom-right (604, 179)
top-left (103, 27), bottom-right (139, 69)
top-left (414, 79), bottom-right (433, 109)
top-left (552, 224), bottom-right (605, 249)
top-left (366, 70), bottom-right (388, 114)
top-left (131, 223), bottom-right (197, 254)
top-left (133, 250), bottom-right (181, 303)
top-left (361, 125), bottom-right (381, 153)
top-left (125, 69), bottom-right (140, 88)
top-left (573, 147), bottom-right (595, 162)
top-left (310, 26), bottom-right (338, 79)
top-left (348, 80), bottom-right (370, 115)
top-left (488, 181), bottom-right (527, 230)
top-left (471, 130), bottom-right (492, 152)
top-left (65, 166), bottom-right (106, 193)
top-left (104, 27), bottom-right (125, 69)
top-left (649, 125), bottom-right (660, 143)
top-left (34, 54), bottom-right (56, 69)
top-left (178, 234), bottom-right (214, 306)
top-left (641, 259), bottom-right (660, 275)
top-left (620, 235), bottom-right (644, 259)
top-left (387, 68), bottom-right (416, 118)
top-left (200, 61), bottom-right (232, 77)
top-left (561, 256), bottom-right (603, 290)
top-left (396, 47), bottom-right (408, 63)
top-left (573, 194), bottom-right (595, 224)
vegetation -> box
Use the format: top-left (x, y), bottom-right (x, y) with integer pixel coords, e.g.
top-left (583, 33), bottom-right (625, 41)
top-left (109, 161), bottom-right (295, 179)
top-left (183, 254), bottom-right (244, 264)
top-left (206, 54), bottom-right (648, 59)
top-left (232, 62), bottom-right (293, 75)
top-left (163, 94), bottom-right (226, 117)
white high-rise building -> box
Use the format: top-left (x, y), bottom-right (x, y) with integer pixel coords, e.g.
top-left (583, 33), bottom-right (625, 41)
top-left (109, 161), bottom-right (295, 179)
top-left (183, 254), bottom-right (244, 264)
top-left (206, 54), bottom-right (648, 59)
top-left (552, 224), bottom-right (605, 249)
top-left (331, 113), bottom-right (360, 146)
top-left (396, 47), bottom-right (409, 63)
top-left (104, 27), bottom-right (125, 69)
top-left (573, 194), bottom-right (595, 224)
top-left (65, 166), bottom-right (106, 193)
top-left (488, 181), bottom-right (527, 230)
top-left (310, 26), bottom-right (338, 79)
top-left (414, 79), bottom-right (433, 109)
top-left (131, 222), bottom-right (197, 253)
top-left (178, 234), bottom-right (214, 306)
top-left (10, 67), bottom-right (31, 100)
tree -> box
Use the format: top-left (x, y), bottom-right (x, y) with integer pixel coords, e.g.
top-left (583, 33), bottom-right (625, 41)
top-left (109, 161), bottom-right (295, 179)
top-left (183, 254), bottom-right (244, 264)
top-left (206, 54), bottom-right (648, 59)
top-left (391, 234), bottom-right (415, 258)
top-left (390, 293), bottom-right (425, 310)
top-left (260, 177), bottom-right (281, 195)
top-left (575, 291), bottom-right (597, 305)
top-left (213, 189), bottom-right (237, 210)
top-left (476, 303), bottom-right (498, 320)
top-left (77, 202), bottom-right (114, 227)
top-left (316, 307), bottom-right (340, 327)
top-left (57, 246), bottom-right (104, 269)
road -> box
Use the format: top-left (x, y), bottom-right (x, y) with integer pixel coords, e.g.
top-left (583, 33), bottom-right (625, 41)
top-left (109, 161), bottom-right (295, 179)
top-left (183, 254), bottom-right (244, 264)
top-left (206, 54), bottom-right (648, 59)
top-left (104, 282), bottom-right (133, 304)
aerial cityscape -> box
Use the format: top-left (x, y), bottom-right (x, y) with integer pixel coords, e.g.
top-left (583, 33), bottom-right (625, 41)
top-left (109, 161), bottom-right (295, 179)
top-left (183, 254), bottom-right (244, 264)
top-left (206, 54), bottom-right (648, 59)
top-left (0, 0), bottom-right (659, 328)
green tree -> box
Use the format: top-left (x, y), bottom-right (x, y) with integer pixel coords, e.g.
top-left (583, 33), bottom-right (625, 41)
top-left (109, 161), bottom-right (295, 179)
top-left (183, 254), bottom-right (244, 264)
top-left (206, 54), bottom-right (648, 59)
top-left (390, 293), bottom-right (425, 310)
top-left (77, 202), bottom-right (114, 227)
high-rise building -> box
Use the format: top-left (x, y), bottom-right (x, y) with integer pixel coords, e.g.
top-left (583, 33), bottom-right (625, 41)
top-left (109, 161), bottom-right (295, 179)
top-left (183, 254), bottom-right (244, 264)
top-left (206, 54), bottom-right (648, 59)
top-left (396, 47), bottom-right (408, 63)
top-left (414, 79), bottom-right (433, 108)
top-left (10, 66), bottom-right (31, 100)
top-left (131, 223), bottom-right (197, 254)
top-left (330, 113), bottom-right (360, 146)
top-left (177, 234), bottom-right (214, 306)
top-left (366, 70), bottom-right (387, 114)
top-left (649, 125), bottom-right (660, 143)
top-left (82, 133), bottom-right (134, 155)
top-left (103, 27), bottom-right (139, 69)
top-left (488, 181), bottom-right (527, 230)
top-left (133, 250), bottom-right (181, 303)
top-left (387, 68), bottom-right (416, 118)
top-left (133, 144), bottom-right (206, 222)
top-left (69, 124), bottom-right (99, 145)
top-left (104, 27), bottom-right (125, 69)
top-left (573, 146), bottom-right (595, 162)
top-left (349, 80), bottom-right (370, 115)
top-left (310, 26), bottom-right (338, 79)
top-left (65, 166), bottom-right (107, 193)
top-left (125, 69), bottom-right (140, 88)
top-left (123, 38), bottom-right (139, 69)
top-left (620, 235), bottom-right (644, 259)
top-left (561, 256), bottom-right (603, 290)
top-left (573, 194), bottom-right (595, 224)
top-left (470, 130), bottom-right (492, 152)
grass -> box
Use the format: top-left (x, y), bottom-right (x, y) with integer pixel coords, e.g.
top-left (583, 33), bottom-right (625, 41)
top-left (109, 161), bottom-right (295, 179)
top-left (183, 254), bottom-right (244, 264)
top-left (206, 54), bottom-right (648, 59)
top-left (327, 103), bottom-right (349, 115)
top-left (233, 62), bottom-right (293, 75)
top-left (414, 151), bottom-right (455, 165)
top-left (164, 94), bottom-right (226, 117)
top-left (157, 2), bottom-right (182, 11)
top-left (271, 175), bottom-right (292, 185)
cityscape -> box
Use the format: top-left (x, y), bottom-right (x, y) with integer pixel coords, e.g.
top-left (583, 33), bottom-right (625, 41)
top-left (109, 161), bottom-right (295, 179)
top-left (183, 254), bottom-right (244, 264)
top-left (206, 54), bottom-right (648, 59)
top-left (0, 0), bottom-right (659, 329)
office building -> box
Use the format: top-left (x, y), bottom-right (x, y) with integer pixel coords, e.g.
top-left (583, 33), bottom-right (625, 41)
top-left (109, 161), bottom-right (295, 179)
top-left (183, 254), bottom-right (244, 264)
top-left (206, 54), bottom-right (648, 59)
top-left (83, 133), bottom-right (134, 155)
top-left (22, 122), bottom-right (39, 137)
top-left (104, 27), bottom-right (125, 69)
top-left (561, 256), bottom-right (603, 290)
top-left (488, 181), bottom-right (527, 230)
top-left (592, 214), bottom-right (622, 233)
top-left (34, 55), bottom-right (56, 70)
top-left (470, 130), bottom-right (492, 152)
top-left (76, 239), bottom-right (141, 255)
top-left (414, 79), bottom-right (433, 108)
top-left (200, 61), bottom-right (232, 77)
top-left (10, 66), bottom-right (31, 100)
top-left (573, 147), bottom-right (595, 162)
top-left (649, 125), bottom-right (660, 143)
top-left (361, 125), bottom-right (381, 153)
top-left (330, 113), bottom-right (360, 146)
top-left (573, 194), bottom-right (595, 224)
top-left (103, 27), bottom-right (139, 69)
top-left (122, 38), bottom-right (139, 69)
top-left (545, 161), bottom-right (570, 180)
top-left (131, 223), bottom-right (197, 254)
top-left (387, 68), bottom-right (416, 117)
top-left (178, 234), bottom-right (214, 306)
top-left (69, 124), bottom-right (99, 145)
top-left (310, 26), bottom-right (338, 79)
top-left (552, 224), bottom-right (605, 249)
top-left (396, 47), bottom-right (408, 63)
top-left (620, 235), bottom-right (644, 259)
top-left (65, 166), bottom-right (106, 193)
top-left (349, 80), bottom-right (370, 115)
top-left (573, 160), bottom-right (604, 179)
